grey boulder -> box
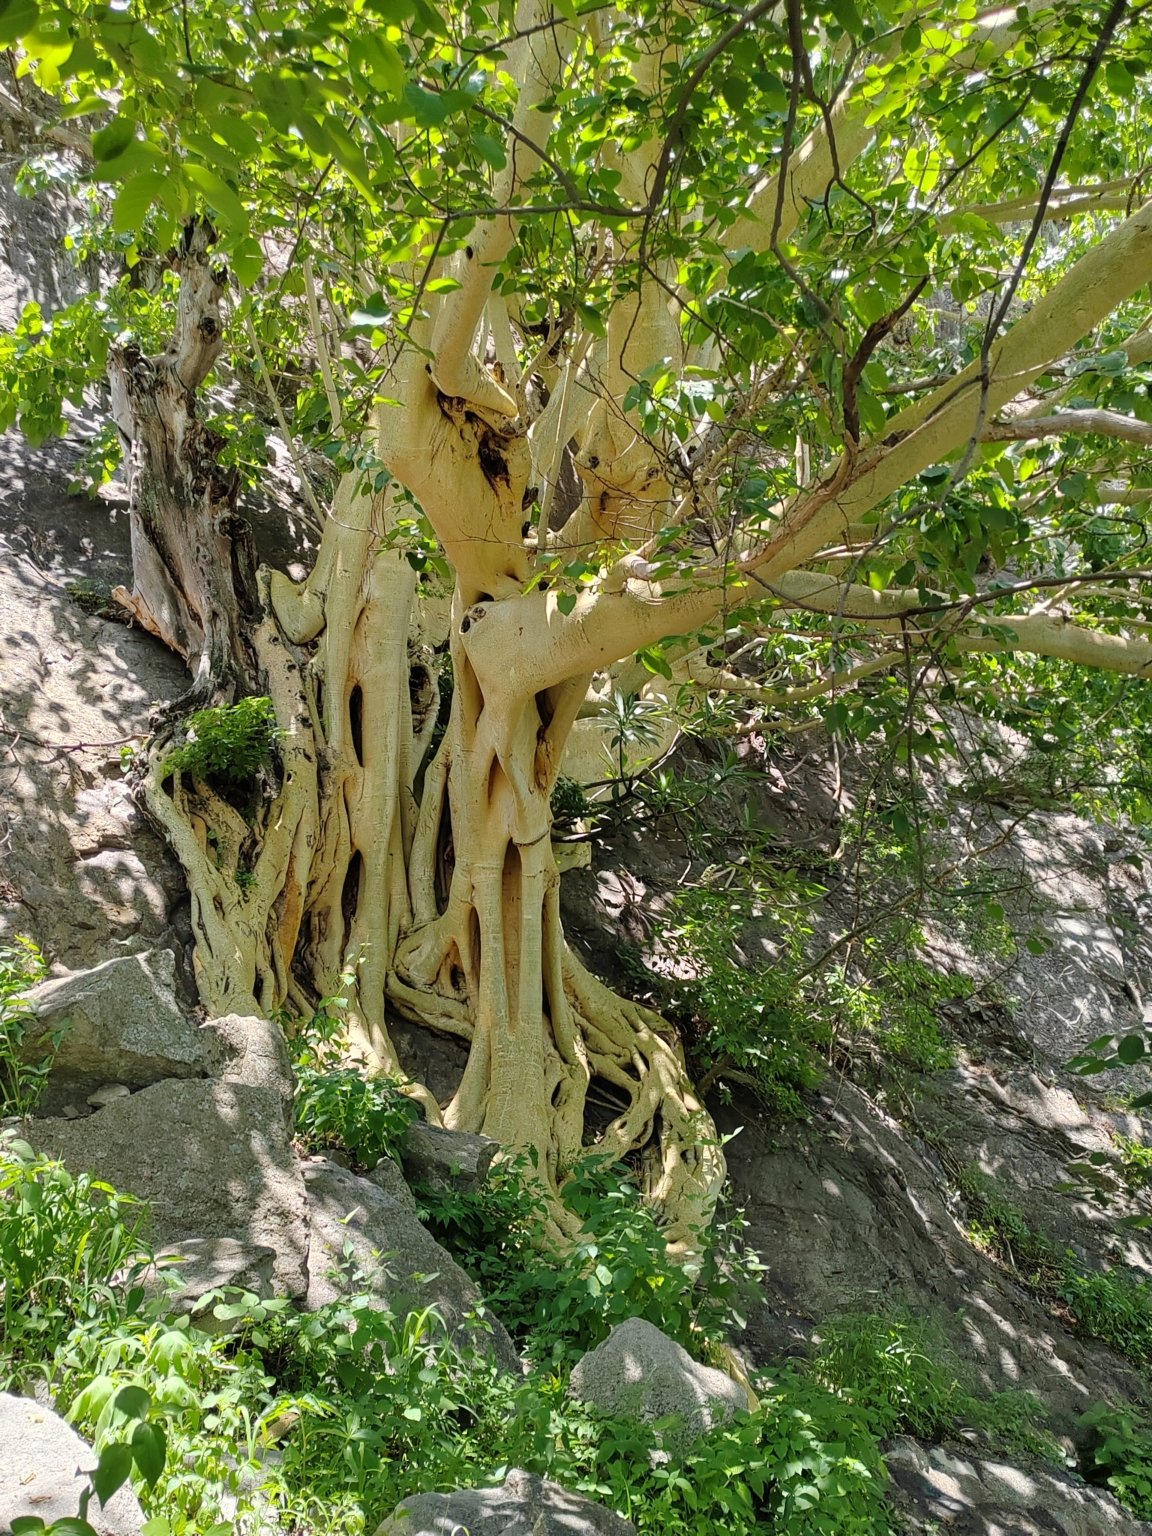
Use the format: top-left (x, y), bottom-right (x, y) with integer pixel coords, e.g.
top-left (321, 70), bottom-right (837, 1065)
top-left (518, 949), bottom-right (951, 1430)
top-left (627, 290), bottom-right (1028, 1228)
top-left (302, 1157), bottom-right (520, 1372)
top-left (887, 1437), bottom-right (1152, 1536)
top-left (199, 1012), bottom-right (295, 1120)
top-left (29, 1078), bottom-right (309, 1298)
top-left (373, 1468), bottom-right (636, 1536)
top-left (25, 951), bottom-right (203, 1112)
top-left (567, 1317), bottom-right (747, 1450)
top-left (0, 1392), bottom-right (144, 1535)
top-left (140, 1236), bottom-right (278, 1327)
top-left (400, 1121), bottom-right (499, 1194)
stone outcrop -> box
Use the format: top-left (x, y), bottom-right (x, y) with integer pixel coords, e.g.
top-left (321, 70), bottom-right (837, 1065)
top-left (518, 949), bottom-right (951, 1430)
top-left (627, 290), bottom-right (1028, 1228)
top-left (199, 1012), bottom-right (295, 1120)
top-left (0, 1392), bottom-right (144, 1536)
top-left (373, 1469), bottom-right (636, 1536)
top-left (140, 1236), bottom-right (278, 1327)
top-left (887, 1436), bottom-right (1152, 1536)
top-left (29, 1078), bottom-right (309, 1298)
top-left (302, 1156), bottom-right (520, 1372)
top-left (26, 950), bottom-right (204, 1113)
top-left (400, 1120), bottom-right (499, 1194)
top-left (567, 1317), bottom-right (747, 1451)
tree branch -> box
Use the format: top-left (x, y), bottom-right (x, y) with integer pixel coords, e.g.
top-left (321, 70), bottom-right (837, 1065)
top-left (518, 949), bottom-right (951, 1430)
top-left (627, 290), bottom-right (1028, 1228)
top-left (984, 409), bottom-right (1152, 446)
top-left (430, 0), bottom-right (572, 416)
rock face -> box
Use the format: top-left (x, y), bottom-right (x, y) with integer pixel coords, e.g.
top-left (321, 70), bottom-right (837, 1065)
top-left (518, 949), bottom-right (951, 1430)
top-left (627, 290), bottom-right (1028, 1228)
top-left (0, 1392), bottom-right (144, 1536)
top-left (0, 430), bottom-right (189, 975)
top-left (140, 1236), bottom-right (278, 1325)
top-left (26, 950), bottom-right (204, 1112)
top-left (30, 1078), bottom-right (309, 1298)
top-left (199, 1012), bottom-right (294, 1120)
top-left (717, 1079), bottom-right (1148, 1436)
top-left (400, 1121), bottom-right (499, 1194)
top-left (567, 1318), bottom-right (746, 1450)
top-left (886, 1436), bottom-right (1152, 1536)
top-left (373, 1469), bottom-right (636, 1536)
top-left (302, 1157), bottom-right (520, 1372)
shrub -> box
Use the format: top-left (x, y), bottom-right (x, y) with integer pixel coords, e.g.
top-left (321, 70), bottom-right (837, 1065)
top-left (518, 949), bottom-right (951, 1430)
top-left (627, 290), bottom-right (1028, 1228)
top-left (293, 1061), bottom-right (420, 1171)
top-left (418, 1153), bottom-right (761, 1365)
top-left (0, 1133), bottom-right (150, 1387)
top-left (1080, 1403), bottom-right (1152, 1519)
top-left (1058, 1267), bottom-right (1152, 1366)
top-left (0, 935), bottom-right (65, 1119)
top-left (812, 1312), bottom-right (966, 1440)
top-left (162, 696), bottom-right (279, 787)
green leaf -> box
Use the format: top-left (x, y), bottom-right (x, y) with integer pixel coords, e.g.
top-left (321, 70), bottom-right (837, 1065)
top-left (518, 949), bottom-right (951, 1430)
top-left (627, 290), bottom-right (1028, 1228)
top-left (10, 1519), bottom-right (48, 1536)
top-left (131, 1421), bottom-right (167, 1488)
top-left (91, 116), bottom-right (136, 163)
top-left (112, 1386), bottom-right (151, 1423)
top-left (112, 172), bottom-right (168, 235)
top-left (405, 83), bottom-right (452, 127)
top-left (92, 1441), bottom-right (134, 1508)
top-left (474, 132), bottom-right (507, 169)
top-left (183, 164), bottom-right (248, 235)
top-left (575, 300), bottom-right (605, 338)
top-left (229, 238), bottom-right (264, 288)
top-left (557, 592), bottom-right (577, 615)
top-left (0, 0), bottom-right (38, 48)
top-left (719, 74), bottom-right (751, 112)
top-left (1117, 1034), bottom-right (1147, 1066)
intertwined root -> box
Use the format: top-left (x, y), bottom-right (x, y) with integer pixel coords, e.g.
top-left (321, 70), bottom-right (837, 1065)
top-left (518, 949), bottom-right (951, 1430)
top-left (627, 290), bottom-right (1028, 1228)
top-left (389, 904), bottom-right (724, 1251)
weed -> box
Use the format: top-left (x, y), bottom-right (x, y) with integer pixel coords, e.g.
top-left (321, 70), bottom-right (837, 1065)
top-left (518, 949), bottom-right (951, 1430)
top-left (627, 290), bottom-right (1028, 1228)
top-left (289, 990), bottom-right (420, 1171)
top-left (0, 935), bottom-right (66, 1119)
top-left (162, 696), bottom-right (279, 788)
top-left (958, 1167), bottom-right (1152, 1372)
top-left (956, 1166), bottom-right (1062, 1287)
top-left (1058, 1268), bottom-right (1152, 1366)
top-left (811, 1311), bottom-right (1057, 1459)
top-left (812, 1312), bottom-right (966, 1439)
top-left (1080, 1403), bottom-right (1152, 1519)
top-left (0, 1133), bottom-right (151, 1388)
top-left (418, 1153), bottom-right (762, 1366)
top-left (550, 774), bottom-right (590, 829)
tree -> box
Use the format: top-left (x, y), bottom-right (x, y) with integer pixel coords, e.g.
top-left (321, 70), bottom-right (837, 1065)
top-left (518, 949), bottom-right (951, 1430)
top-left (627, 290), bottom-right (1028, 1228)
top-left (4, 0), bottom-right (1152, 1243)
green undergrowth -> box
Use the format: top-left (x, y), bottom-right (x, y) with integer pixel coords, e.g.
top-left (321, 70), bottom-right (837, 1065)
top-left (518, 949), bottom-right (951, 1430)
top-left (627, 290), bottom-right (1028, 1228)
top-left (4, 1119), bottom-right (1095, 1536)
top-left (1079, 1403), bottom-right (1152, 1519)
top-left (417, 1151), bottom-right (763, 1366)
top-left (811, 1311), bottom-right (1058, 1461)
top-left (0, 935), bottom-right (66, 1120)
top-left (1, 1127), bottom-right (898, 1536)
top-left (641, 873), bottom-right (960, 1120)
top-left (161, 696), bottom-right (280, 789)
top-left (958, 1164), bottom-right (1152, 1360)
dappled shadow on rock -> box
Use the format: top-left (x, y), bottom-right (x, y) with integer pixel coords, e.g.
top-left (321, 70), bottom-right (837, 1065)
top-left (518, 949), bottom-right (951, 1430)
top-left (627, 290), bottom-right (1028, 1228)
top-left (28, 1077), bottom-right (309, 1299)
top-left (886, 1435), bottom-right (1152, 1536)
top-left (716, 1080), bottom-right (1149, 1438)
top-left (0, 431), bottom-right (188, 972)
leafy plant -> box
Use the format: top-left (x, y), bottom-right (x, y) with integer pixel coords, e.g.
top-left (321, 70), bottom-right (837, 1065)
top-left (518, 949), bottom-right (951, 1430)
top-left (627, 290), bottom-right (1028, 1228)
top-left (0, 1134), bottom-right (151, 1387)
top-left (957, 1166), bottom-right (1152, 1371)
top-left (550, 774), bottom-right (590, 830)
top-left (161, 697), bottom-right (279, 788)
top-left (419, 1153), bottom-right (760, 1366)
top-left (293, 1061), bottom-right (420, 1171)
top-left (1058, 1268), bottom-right (1152, 1366)
top-left (1080, 1403), bottom-right (1152, 1519)
top-left (0, 935), bottom-right (66, 1119)
top-left (810, 1311), bottom-right (1054, 1457)
top-left (290, 988), bottom-right (420, 1171)
top-left (812, 1312), bottom-right (967, 1440)
top-left (12, 1386), bottom-right (168, 1536)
